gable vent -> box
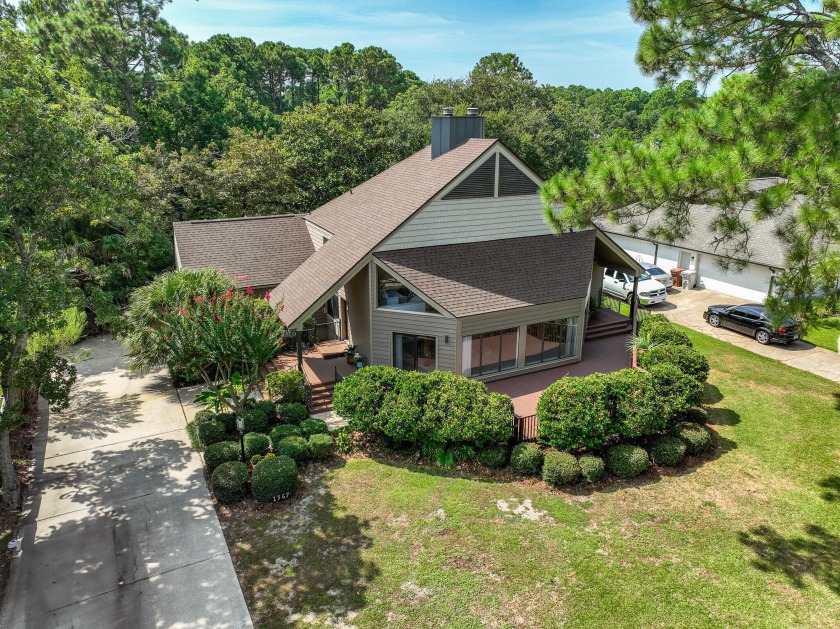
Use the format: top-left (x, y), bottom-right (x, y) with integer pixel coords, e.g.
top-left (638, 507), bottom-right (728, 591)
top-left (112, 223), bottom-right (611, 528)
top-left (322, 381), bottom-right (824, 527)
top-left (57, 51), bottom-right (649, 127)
top-left (443, 155), bottom-right (496, 200)
top-left (498, 155), bottom-right (539, 196)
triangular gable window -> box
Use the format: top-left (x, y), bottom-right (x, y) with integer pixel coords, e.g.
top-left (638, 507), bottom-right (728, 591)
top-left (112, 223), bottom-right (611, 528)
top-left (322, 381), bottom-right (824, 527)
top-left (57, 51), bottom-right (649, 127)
top-left (498, 155), bottom-right (539, 196)
top-left (443, 155), bottom-right (496, 200)
top-left (376, 265), bottom-right (441, 314)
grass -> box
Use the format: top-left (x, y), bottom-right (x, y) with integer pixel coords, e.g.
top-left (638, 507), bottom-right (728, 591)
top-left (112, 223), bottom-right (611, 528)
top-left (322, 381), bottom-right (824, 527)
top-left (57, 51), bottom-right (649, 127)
top-left (219, 328), bottom-right (840, 628)
top-left (804, 317), bottom-right (840, 352)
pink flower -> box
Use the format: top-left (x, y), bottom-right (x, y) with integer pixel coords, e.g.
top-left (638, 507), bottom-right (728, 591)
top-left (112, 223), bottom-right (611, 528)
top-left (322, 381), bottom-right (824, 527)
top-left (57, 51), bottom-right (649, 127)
top-left (264, 291), bottom-right (271, 299)
top-left (246, 286), bottom-right (253, 294)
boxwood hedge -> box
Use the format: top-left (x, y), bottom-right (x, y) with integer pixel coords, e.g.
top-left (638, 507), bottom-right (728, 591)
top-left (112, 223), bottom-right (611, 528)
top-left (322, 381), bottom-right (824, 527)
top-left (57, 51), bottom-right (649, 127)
top-left (578, 454), bottom-right (605, 483)
top-left (210, 461), bottom-right (248, 504)
top-left (672, 421), bottom-right (713, 454)
top-left (648, 435), bottom-right (687, 466)
top-left (536, 374), bottom-right (613, 450)
top-left (242, 409), bottom-right (269, 433)
top-left (270, 424), bottom-right (302, 443)
top-left (332, 365), bottom-right (404, 432)
top-left (605, 444), bottom-right (649, 479)
top-left (299, 418), bottom-right (329, 438)
top-left (604, 369), bottom-right (667, 438)
top-left (640, 344), bottom-right (710, 382)
top-left (510, 442), bottom-right (543, 475)
top-left (277, 402), bottom-right (308, 424)
top-left (204, 441), bottom-right (240, 472)
top-left (308, 433), bottom-right (333, 461)
top-left (252, 400), bottom-right (277, 422)
top-left (476, 444), bottom-right (508, 468)
top-left (542, 450), bottom-right (581, 486)
top-left (197, 419), bottom-right (227, 446)
top-left (275, 435), bottom-right (309, 462)
top-left (251, 455), bottom-right (298, 503)
top-left (243, 432), bottom-right (271, 459)
top-left (639, 315), bottom-right (693, 347)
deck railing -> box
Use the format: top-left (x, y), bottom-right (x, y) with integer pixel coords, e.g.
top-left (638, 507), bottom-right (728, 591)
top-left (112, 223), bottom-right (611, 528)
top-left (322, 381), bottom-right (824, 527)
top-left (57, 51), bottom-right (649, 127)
top-left (334, 366), bottom-right (344, 385)
top-left (512, 413), bottom-right (538, 443)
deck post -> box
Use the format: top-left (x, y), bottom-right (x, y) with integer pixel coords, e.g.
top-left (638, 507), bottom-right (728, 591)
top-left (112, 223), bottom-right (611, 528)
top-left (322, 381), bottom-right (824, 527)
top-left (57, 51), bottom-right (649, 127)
top-left (296, 329), bottom-right (303, 372)
top-left (630, 275), bottom-right (639, 336)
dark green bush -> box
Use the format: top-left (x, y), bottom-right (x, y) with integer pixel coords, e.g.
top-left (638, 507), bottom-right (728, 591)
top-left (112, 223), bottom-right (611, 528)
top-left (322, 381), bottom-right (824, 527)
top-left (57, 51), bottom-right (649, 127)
top-left (265, 370), bottom-right (306, 404)
top-left (672, 421), bottom-right (712, 454)
top-left (542, 450), bottom-right (581, 487)
top-left (308, 433), bottom-right (334, 460)
top-left (277, 402), bottom-right (308, 424)
top-left (476, 444), bottom-right (508, 468)
top-left (275, 435), bottom-right (309, 463)
top-left (193, 409), bottom-right (216, 425)
top-left (377, 371), bottom-right (428, 442)
top-left (243, 409), bottom-right (268, 433)
top-left (197, 419), bottom-right (227, 446)
top-left (204, 441), bottom-right (241, 472)
top-left (648, 435), bottom-right (687, 466)
top-left (536, 375), bottom-right (614, 450)
top-left (251, 455), bottom-right (298, 503)
top-left (210, 461), bottom-right (248, 504)
top-left (253, 400), bottom-right (277, 421)
top-left (300, 418), bottom-right (329, 438)
top-left (640, 344), bottom-right (710, 383)
top-left (683, 407), bottom-right (709, 424)
top-left (639, 316), bottom-right (693, 347)
top-left (605, 369), bottom-right (667, 438)
top-left (244, 432), bottom-right (271, 458)
top-left (270, 424), bottom-right (302, 444)
top-left (333, 365), bottom-right (405, 432)
top-left (605, 444), bottom-right (649, 479)
top-left (216, 412), bottom-right (237, 433)
top-left (578, 454), bottom-right (605, 483)
top-left (510, 442), bottom-right (543, 475)
top-left (648, 363), bottom-right (704, 421)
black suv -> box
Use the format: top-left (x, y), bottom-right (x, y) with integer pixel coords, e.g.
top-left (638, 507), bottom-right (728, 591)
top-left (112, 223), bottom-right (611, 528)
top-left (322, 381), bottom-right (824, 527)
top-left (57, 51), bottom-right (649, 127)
top-left (702, 304), bottom-right (801, 345)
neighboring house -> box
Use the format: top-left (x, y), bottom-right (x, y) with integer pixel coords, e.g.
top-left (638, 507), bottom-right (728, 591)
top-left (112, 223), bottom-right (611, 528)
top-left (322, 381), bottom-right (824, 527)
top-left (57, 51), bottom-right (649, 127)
top-left (598, 178), bottom-right (795, 302)
top-left (174, 110), bottom-right (642, 385)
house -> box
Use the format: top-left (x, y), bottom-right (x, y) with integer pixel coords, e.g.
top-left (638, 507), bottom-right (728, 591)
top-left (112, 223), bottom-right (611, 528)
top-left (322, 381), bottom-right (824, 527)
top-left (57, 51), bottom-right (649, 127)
top-left (174, 110), bottom-right (643, 411)
top-left (597, 178), bottom-right (795, 302)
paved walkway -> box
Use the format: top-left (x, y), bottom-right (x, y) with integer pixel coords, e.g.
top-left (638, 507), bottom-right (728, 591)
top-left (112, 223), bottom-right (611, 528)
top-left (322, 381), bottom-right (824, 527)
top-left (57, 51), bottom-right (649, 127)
top-left (659, 287), bottom-right (840, 384)
top-left (1, 336), bottom-right (253, 628)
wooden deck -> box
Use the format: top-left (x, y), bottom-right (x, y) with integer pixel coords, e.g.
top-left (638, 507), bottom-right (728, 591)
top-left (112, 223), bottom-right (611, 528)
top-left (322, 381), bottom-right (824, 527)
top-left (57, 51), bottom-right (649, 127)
top-left (265, 341), bottom-right (357, 386)
top-left (487, 333), bottom-right (632, 418)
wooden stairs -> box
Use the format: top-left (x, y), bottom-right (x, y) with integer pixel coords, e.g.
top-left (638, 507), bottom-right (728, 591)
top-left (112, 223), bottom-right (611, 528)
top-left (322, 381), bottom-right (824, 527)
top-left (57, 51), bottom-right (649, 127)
top-left (585, 309), bottom-right (633, 341)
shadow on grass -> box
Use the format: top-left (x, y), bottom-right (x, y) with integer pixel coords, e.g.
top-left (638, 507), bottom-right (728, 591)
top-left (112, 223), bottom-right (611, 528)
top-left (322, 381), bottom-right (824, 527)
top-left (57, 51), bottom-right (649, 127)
top-left (738, 524), bottom-right (840, 595)
top-left (818, 476), bottom-right (840, 502)
top-left (703, 382), bottom-right (724, 405)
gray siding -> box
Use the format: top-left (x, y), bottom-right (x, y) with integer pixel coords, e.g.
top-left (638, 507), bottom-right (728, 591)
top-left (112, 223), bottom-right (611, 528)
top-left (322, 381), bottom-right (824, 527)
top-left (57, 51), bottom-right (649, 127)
top-left (371, 310), bottom-right (457, 372)
top-left (376, 195), bottom-right (551, 251)
top-left (305, 220), bottom-right (332, 251)
top-left (345, 265), bottom-right (371, 359)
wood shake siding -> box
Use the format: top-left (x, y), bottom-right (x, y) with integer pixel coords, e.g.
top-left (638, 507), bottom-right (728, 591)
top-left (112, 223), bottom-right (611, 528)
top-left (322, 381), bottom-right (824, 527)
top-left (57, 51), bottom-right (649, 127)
top-left (371, 310), bottom-right (457, 371)
top-left (376, 195), bottom-right (551, 251)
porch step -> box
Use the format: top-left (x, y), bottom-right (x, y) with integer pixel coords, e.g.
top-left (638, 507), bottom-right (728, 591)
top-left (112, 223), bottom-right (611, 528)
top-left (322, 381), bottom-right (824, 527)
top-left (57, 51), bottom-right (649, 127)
top-left (308, 382), bottom-right (336, 414)
top-left (585, 320), bottom-right (633, 341)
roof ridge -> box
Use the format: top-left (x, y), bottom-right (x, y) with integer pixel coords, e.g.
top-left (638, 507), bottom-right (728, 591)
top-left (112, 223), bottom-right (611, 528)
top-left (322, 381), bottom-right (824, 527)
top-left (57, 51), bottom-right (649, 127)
top-left (174, 213), bottom-right (309, 226)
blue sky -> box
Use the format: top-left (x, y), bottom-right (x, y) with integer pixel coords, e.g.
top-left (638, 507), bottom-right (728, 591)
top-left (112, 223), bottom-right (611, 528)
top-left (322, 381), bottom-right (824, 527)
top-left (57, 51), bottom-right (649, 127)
top-left (161, 0), bottom-right (655, 89)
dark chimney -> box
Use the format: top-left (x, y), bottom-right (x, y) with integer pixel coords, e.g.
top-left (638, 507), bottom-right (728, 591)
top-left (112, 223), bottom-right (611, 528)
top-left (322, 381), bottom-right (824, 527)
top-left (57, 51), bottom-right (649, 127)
top-left (431, 107), bottom-right (484, 158)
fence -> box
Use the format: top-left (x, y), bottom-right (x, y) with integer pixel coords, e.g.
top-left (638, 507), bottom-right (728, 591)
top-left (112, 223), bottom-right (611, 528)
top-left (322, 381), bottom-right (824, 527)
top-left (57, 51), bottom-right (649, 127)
top-left (512, 413), bottom-right (538, 443)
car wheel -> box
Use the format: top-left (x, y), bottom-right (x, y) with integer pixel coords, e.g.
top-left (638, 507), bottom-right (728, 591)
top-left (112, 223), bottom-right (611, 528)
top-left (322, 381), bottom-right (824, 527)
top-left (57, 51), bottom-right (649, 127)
top-left (707, 313), bottom-right (721, 328)
top-left (755, 330), bottom-right (771, 345)
top-left (625, 293), bottom-right (634, 305)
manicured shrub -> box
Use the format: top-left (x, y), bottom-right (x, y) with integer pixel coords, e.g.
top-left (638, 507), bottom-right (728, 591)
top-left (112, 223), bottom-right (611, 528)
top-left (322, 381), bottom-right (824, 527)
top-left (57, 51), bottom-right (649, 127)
top-left (216, 412), bottom-right (237, 433)
top-left (510, 442), bottom-right (543, 475)
top-left (210, 461), bottom-right (248, 504)
top-left (197, 419), bottom-right (227, 446)
top-left (605, 444), bottom-right (649, 479)
top-left (333, 365), bottom-right (405, 432)
top-left (251, 455), bottom-right (298, 503)
top-left (270, 424), bottom-right (302, 444)
top-left (648, 435), bottom-right (687, 466)
top-left (542, 450), bottom-right (581, 487)
top-left (639, 316), bottom-right (693, 347)
top-left (253, 400), bottom-right (277, 422)
top-left (244, 432), bottom-right (271, 459)
top-left (193, 409), bottom-right (216, 425)
top-left (333, 427), bottom-right (355, 453)
top-left (672, 421), bottom-right (712, 454)
top-left (204, 441), bottom-right (241, 472)
top-left (265, 369), bottom-right (306, 404)
top-left (648, 363), bottom-right (704, 420)
top-left (476, 444), bottom-right (508, 468)
top-left (683, 407), bottom-right (709, 424)
top-left (300, 418), bottom-right (329, 438)
top-left (605, 369), bottom-right (667, 438)
top-left (243, 409), bottom-right (268, 433)
top-left (308, 433), bottom-right (334, 461)
top-left (578, 454), bottom-right (605, 483)
top-left (377, 371), bottom-right (428, 443)
top-left (640, 344), bottom-right (710, 383)
top-left (277, 402), bottom-right (308, 424)
top-left (536, 375), bottom-right (614, 450)
top-left (275, 435), bottom-right (309, 463)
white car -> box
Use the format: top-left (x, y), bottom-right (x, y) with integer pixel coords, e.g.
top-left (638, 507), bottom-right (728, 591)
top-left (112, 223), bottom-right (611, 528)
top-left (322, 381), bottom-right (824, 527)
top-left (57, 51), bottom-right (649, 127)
top-left (639, 262), bottom-right (674, 289)
top-left (603, 267), bottom-right (668, 305)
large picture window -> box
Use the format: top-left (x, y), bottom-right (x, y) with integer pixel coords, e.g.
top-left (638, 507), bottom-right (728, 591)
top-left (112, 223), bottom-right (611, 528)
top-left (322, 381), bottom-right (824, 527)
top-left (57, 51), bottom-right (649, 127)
top-left (393, 333), bottom-right (436, 372)
top-left (462, 327), bottom-right (519, 377)
top-left (525, 317), bottom-right (578, 366)
top-left (377, 265), bottom-right (440, 314)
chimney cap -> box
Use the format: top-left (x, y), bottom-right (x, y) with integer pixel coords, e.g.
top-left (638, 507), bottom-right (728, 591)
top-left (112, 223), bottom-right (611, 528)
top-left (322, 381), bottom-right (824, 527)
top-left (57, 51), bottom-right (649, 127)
top-left (466, 107), bottom-right (480, 117)
top-left (442, 106), bottom-right (454, 116)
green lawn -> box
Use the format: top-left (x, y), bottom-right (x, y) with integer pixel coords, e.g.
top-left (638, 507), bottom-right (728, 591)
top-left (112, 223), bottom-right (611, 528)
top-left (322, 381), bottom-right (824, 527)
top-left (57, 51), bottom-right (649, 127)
top-left (220, 328), bottom-right (840, 628)
top-left (804, 317), bottom-right (840, 352)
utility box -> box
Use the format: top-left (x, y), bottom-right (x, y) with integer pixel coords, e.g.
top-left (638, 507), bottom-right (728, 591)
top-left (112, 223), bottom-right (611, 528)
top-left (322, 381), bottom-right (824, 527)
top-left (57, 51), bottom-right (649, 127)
top-left (681, 269), bottom-right (697, 289)
top-left (671, 267), bottom-right (685, 288)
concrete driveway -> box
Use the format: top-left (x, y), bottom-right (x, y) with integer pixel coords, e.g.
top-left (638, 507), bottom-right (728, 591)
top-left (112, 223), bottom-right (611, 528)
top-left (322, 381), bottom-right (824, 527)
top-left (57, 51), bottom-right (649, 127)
top-left (658, 287), bottom-right (840, 384)
top-left (1, 335), bottom-right (253, 628)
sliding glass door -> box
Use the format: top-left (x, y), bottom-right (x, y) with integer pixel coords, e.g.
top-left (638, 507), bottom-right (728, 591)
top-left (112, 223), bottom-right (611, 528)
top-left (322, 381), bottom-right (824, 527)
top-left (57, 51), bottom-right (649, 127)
top-left (393, 333), bottom-right (436, 372)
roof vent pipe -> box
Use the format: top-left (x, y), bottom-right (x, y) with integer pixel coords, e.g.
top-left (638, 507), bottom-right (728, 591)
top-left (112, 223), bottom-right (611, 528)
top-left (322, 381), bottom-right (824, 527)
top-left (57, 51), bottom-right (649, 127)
top-left (442, 106), bottom-right (454, 116)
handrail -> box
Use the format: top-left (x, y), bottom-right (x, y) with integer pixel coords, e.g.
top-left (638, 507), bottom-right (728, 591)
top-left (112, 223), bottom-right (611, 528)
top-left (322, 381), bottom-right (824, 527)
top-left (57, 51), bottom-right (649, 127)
top-left (334, 366), bottom-right (344, 385)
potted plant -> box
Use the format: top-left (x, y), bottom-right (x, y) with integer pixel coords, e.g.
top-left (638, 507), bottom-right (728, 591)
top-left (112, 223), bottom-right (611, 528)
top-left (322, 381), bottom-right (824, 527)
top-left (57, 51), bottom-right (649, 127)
top-left (354, 354), bottom-right (366, 368)
top-left (345, 344), bottom-right (356, 364)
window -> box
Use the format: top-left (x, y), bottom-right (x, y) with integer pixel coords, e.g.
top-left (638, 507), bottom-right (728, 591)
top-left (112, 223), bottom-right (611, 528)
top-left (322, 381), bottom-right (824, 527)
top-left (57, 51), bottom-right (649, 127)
top-left (393, 334), bottom-right (436, 372)
top-left (462, 328), bottom-right (519, 377)
top-left (525, 318), bottom-right (578, 365)
top-left (377, 265), bottom-right (440, 314)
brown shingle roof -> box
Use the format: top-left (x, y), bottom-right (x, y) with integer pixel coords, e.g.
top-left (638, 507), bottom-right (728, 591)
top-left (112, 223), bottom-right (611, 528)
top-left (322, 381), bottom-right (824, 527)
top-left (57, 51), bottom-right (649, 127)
top-left (375, 231), bottom-right (597, 318)
top-left (270, 139), bottom-right (498, 327)
top-left (174, 214), bottom-right (314, 289)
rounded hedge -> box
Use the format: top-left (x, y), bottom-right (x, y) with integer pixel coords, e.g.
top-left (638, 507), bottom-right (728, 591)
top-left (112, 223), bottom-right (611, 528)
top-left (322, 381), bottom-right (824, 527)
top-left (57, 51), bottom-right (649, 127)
top-left (277, 402), bottom-right (309, 424)
top-left (510, 442), bottom-right (543, 475)
top-left (476, 444), bottom-right (508, 468)
top-left (536, 375), bottom-right (613, 450)
top-left (308, 433), bottom-right (333, 461)
top-left (640, 344), bottom-right (710, 383)
top-left (542, 450), bottom-right (581, 487)
top-left (197, 419), bottom-right (227, 446)
top-left (193, 409), bottom-right (216, 425)
top-left (242, 409), bottom-right (269, 433)
top-left (210, 461), bottom-right (248, 504)
top-left (605, 369), bottom-right (667, 438)
top-left (672, 421), bottom-right (712, 454)
top-left (265, 369), bottom-right (306, 404)
top-left (270, 423), bottom-right (302, 443)
top-left (605, 444), bottom-right (649, 479)
top-left (639, 316), bottom-right (693, 347)
top-left (244, 432), bottom-right (271, 459)
top-left (578, 454), bottom-right (605, 484)
top-left (648, 435), bottom-right (687, 466)
top-left (683, 407), bottom-right (709, 424)
top-left (252, 400), bottom-right (277, 421)
top-left (300, 418), bottom-right (329, 438)
top-left (333, 365), bottom-right (405, 432)
top-left (216, 412), bottom-right (237, 433)
top-left (275, 435), bottom-right (310, 463)
top-left (648, 363), bottom-right (704, 420)
top-left (204, 441), bottom-right (241, 472)
top-left (251, 455), bottom-right (298, 503)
